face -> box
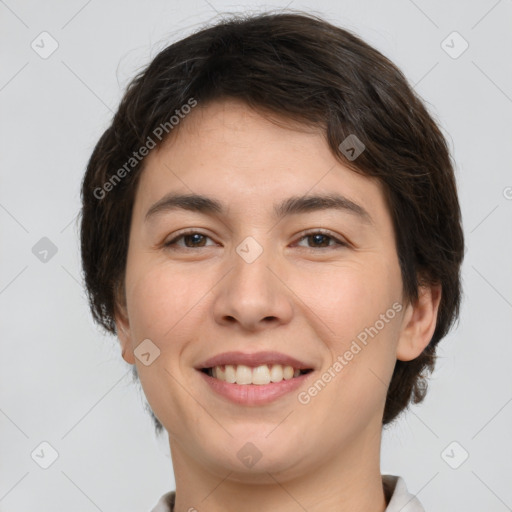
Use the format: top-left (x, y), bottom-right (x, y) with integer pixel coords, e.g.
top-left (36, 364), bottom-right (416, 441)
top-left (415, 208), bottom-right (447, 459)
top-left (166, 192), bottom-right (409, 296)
top-left (116, 99), bottom-right (427, 482)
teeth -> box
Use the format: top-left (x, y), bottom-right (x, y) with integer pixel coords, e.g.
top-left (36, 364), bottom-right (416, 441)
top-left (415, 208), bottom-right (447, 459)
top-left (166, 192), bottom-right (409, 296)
top-left (252, 364), bottom-right (271, 385)
top-left (236, 365), bottom-right (253, 385)
top-left (209, 364), bottom-right (306, 385)
top-left (224, 365), bottom-right (236, 383)
top-left (269, 364), bottom-right (283, 382)
top-left (283, 365), bottom-right (294, 380)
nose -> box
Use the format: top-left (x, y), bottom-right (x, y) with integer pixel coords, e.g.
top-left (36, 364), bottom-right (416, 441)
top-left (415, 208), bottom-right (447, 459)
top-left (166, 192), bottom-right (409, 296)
top-left (211, 238), bottom-right (294, 332)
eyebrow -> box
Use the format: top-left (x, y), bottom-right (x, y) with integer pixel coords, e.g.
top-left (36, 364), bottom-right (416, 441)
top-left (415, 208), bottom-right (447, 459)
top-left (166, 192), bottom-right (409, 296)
top-left (145, 192), bottom-right (373, 224)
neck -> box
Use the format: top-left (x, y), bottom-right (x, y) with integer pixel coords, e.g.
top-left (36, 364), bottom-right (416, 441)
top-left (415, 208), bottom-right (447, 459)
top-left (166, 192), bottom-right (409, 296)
top-left (168, 427), bottom-right (388, 512)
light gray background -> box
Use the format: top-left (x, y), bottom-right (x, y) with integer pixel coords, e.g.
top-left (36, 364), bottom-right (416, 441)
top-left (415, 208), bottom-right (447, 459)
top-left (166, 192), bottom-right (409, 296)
top-left (1, 0), bottom-right (511, 510)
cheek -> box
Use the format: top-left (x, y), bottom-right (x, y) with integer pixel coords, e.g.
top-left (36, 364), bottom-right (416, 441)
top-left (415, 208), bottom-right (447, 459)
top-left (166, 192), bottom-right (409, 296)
top-left (296, 252), bottom-right (403, 405)
top-left (295, 255), bottom-right (402, 344)
top-left (124, 258), bottom-right (209, 345)
top-left (123, 260), bottom-right (208, 428)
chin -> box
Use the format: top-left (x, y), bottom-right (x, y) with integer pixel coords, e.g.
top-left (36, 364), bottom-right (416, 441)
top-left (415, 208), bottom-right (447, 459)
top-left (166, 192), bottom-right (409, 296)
top-left (201, 430), bottom-right (309, 480)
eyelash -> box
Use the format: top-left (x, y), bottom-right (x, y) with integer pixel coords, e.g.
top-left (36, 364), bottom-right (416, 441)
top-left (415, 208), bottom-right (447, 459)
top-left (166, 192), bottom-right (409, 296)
top-left (163, 229), bottom-right (348, 251)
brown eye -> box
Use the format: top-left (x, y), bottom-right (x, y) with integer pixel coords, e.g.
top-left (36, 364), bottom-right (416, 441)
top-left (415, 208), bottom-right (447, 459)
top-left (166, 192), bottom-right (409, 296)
top-left (295, 231), bottom-right (348, 250)
top-left (164, 231), bottom-right (215, 249)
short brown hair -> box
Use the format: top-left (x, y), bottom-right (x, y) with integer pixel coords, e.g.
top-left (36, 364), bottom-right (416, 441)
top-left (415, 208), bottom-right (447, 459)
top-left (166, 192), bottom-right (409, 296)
top-left (80, 11), bottom-right (464, 431)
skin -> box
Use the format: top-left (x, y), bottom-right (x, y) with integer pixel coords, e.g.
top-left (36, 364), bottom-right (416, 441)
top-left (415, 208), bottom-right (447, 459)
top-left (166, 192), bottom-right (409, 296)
top-left (115, 99), bottom-right (441, 512)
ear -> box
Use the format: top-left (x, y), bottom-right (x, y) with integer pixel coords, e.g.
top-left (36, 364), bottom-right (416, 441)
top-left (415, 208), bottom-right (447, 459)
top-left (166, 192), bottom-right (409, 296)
top-left (396, 283), bottom-right (442, 361)
top-left (114, 294), bottom-right (136, 365)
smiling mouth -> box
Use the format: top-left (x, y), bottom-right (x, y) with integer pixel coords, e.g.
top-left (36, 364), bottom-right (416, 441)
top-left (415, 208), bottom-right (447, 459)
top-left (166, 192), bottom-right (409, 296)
top-left (200, 364), bottom-right (313, 385)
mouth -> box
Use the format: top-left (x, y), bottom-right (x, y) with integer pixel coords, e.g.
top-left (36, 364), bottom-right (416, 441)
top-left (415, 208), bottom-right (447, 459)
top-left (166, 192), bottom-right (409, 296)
top-left (200, 364), bottom-right (313, 385)
top-left (195, 351), bottom-right (315, 405)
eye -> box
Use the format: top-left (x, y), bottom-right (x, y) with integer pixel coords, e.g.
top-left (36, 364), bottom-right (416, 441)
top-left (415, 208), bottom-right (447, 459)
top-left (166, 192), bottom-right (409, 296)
top-left (294, 230), bottom-right (348, 250)
top-left (164, 230), bottom-right (216, 249)
top-left (163, 229), bottom-right (349, 251)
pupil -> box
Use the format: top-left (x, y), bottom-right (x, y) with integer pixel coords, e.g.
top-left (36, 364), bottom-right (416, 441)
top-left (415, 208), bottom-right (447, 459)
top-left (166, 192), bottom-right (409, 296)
top-left (186, 234), bottom-right (204, 247)
top-left (312, 234), bottom-right (328, 247)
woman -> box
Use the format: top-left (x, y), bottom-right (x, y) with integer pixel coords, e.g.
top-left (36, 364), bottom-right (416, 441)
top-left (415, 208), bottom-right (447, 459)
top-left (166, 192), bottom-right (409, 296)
top-left (80, 11), bottom-right (464, 511)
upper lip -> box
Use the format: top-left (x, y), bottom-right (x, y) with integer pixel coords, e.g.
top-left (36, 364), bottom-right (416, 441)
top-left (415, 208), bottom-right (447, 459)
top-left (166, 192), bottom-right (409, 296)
top-left (196, 351), bottom-right (314, 370)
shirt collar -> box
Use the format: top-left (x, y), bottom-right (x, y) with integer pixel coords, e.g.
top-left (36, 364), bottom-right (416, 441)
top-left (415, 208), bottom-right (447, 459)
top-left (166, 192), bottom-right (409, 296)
top-left (383, 474), bottom-right (426, 511)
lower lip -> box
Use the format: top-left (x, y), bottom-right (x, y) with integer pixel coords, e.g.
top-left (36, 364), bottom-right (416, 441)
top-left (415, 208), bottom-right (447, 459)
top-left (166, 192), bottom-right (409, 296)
top-left (198, 370), bottom-right (312, 405)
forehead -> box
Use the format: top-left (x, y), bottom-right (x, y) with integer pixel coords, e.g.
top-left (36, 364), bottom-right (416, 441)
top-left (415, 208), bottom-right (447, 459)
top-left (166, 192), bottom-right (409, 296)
top-left (134, 99), bottom-right (388, 223)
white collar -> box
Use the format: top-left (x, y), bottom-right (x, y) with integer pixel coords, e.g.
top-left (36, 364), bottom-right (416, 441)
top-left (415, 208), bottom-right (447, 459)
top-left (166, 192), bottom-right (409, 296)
top-left (383, 474), bottom-right (426, 511)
